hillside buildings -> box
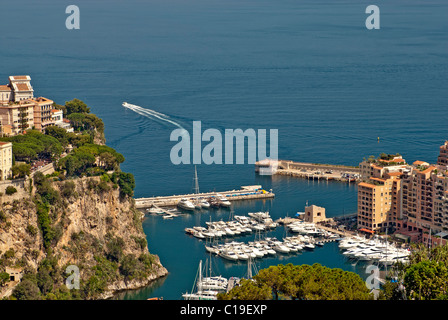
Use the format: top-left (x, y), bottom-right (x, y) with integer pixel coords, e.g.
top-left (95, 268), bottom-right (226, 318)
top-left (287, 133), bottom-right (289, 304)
top-left (0, 75), bottom-right (72, 135)
top-left (357, 143), bottom-right (448, 244)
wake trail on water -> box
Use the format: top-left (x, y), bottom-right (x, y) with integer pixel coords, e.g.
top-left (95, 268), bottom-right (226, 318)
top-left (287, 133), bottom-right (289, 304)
top-left (122, 102), bottom-right (188, 134)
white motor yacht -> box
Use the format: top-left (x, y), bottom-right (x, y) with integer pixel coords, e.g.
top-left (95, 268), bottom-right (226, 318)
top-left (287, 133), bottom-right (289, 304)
top-left (200, 200), bottom-right (210, 208)
top-left (272, 243), bottom-right (290, 253)
top-left (304, 243), bottom-right (315, 250)
top-left (216, 194), bottom-right (231, 207)
top-left (218, 249), bottom-right (239, 261)
top-left (178, 198), bottom-right (195, 211)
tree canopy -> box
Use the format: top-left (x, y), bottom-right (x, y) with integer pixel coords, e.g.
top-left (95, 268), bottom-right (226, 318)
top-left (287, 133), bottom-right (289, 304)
top-left (218, 263), bottom-right (372, 300)
top-left (0, 130), bottom-right (63, 162)
top-left (64, 98), bottom-right (90, 115)
top-left (383, 244), bottom-right (448, 300)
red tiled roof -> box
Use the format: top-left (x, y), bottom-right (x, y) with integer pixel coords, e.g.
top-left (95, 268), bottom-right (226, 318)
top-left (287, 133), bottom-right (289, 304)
top-left (413, 160), bottom-right (428, 166)
top-left (387, 172), bottom-right (403, 176)
top-left (16, 83), bottom-right (30, 91)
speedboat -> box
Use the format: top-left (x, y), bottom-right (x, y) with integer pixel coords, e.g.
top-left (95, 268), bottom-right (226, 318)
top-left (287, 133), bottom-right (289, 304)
top-left (178, 198), bottom-right (195, 211)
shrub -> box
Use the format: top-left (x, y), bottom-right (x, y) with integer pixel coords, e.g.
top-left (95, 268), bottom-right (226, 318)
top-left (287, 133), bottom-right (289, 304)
top-left (106, 237), bottom-right (125, 263)
top-left (26, 224), bottom-right (38, 236)
top-left (61, 181), bottom-right (76, 198)
top-left (97, 181), bottom-right (111, 193)
top-left (5, 186), bottom-right (17, 195)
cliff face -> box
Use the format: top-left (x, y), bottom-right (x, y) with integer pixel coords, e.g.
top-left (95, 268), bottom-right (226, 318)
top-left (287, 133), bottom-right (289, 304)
top-left (0, 176), bottom-right (167, 299)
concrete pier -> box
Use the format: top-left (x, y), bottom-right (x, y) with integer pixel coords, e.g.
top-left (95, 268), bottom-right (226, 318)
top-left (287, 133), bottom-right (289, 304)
top-left (135, 185), bottom-right (275, 209)
top-left (255, 160), bottom-right (360, 182)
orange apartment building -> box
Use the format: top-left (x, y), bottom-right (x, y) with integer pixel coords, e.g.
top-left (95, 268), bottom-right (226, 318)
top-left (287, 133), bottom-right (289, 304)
top-left (358, 144), bottom-right (448, 244)
top-left (438, 141), bottom-right (448, 166)
top-left (358, 173), bottom-right (403, 233)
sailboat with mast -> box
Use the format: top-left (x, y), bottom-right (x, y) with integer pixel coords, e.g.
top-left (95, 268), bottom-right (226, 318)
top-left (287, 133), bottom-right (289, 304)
top-left (192, 166), bottom-right (210, 209)
top-left (182, 259), bottom-right (228, 300)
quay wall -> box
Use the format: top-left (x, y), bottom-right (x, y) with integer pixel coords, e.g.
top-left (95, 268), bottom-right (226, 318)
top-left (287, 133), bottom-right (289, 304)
top-left (279, 160), bottom-right (360, 173)
top-left (135, 189), bottom-right (275, 209)
top-left (257, 160), bottom-right (360, 182)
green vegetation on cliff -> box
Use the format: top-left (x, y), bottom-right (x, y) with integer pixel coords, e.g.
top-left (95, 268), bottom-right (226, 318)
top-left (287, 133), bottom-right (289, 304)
top-left (0, 99), bottom-right (165, 300)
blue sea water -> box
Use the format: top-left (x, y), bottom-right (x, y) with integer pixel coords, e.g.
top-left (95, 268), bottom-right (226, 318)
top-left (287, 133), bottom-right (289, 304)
top-left (1, 0), bottom-right (447, 299)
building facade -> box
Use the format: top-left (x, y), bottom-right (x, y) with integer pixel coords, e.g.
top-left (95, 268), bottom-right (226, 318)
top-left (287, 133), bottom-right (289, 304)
top-left (358, 174), bottom-right (402, 233)
top-left (0, 75), bottom-right (72, 135)
top-left (399, 164), bottom-right (448, 234)
top-left (0, 142), bottom-right (12, 180)
top-left (438, 141), bottom-right (448, 167)
top-left (32, 97), bottom-right (55, 131)
top-left (358, 145), bottom-right (448, 242)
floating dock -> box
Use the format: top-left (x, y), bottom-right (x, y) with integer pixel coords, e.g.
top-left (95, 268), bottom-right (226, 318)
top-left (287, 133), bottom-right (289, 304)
top-left (135, 185), bottom-right (275, 209)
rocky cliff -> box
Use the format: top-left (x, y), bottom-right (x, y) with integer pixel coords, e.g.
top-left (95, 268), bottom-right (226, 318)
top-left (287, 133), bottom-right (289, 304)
top-left (0, 175), bottom-right (167, 299)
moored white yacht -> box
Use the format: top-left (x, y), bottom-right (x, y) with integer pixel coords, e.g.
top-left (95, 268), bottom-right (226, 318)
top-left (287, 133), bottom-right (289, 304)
top-left (178, 198), bottom-right (195, 211)
top-left (216, 194), bottom-right (231, 207)
top-left (200, 199), bottom-right (210, 208)
top-left (218, 249), bottom-right (239, 261)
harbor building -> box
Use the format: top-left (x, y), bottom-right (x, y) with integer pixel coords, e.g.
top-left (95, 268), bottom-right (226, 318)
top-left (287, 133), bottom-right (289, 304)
top-left (303, 205), bottom-right (327, 223)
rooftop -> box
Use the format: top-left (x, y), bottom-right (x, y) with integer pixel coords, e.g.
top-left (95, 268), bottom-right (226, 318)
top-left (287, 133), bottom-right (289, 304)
top-left (413, 160), bottom-right (429, 166)
top-left (15, 83), bottom-right (32, 92)
top-left (9, 75), bottom-right (30, 81)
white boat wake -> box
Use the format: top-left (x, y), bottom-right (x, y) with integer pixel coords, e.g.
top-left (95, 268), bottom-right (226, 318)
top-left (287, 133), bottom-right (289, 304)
top-left (122, 102), bottom-right (188, 134)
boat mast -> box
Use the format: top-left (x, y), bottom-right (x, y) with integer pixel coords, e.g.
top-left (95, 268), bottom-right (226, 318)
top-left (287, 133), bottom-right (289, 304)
top-left (193, 165), bottom-right (200, 194)
top-left (247, 257), bottom-right (253, 279)
top-left (198, 260), bottom-right (203, 293)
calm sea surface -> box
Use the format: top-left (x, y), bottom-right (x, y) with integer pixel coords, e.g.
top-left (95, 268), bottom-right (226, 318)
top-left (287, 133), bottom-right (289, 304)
top-left (1, 0), bottom-right (447, 299)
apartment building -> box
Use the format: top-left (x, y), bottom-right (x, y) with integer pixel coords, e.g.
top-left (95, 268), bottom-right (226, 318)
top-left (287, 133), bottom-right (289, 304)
top-left (438, 141), bottom-right (448, 166)
top-left (0, 76), bottom-right (71, 135)
top-left (358, 146), bottom-right (448, 242)
top-left (399, 164), bottom-right (448, 235)
top-left (358, 173), bottom-right (403, 233)
top-left (32, 97), bottom-right (55, 131)
top-left (0, 142), bottom-right (12, 180)
top-left (359, 155), bottom-right (406, 181)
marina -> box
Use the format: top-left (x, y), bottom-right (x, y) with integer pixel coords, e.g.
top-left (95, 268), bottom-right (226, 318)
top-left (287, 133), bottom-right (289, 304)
top-left (180, 227), bottom-right (411, 300)
top-left (185, 212), bottom-right (343, 262)
top-left (119, 172), bottom-right (407, 300)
